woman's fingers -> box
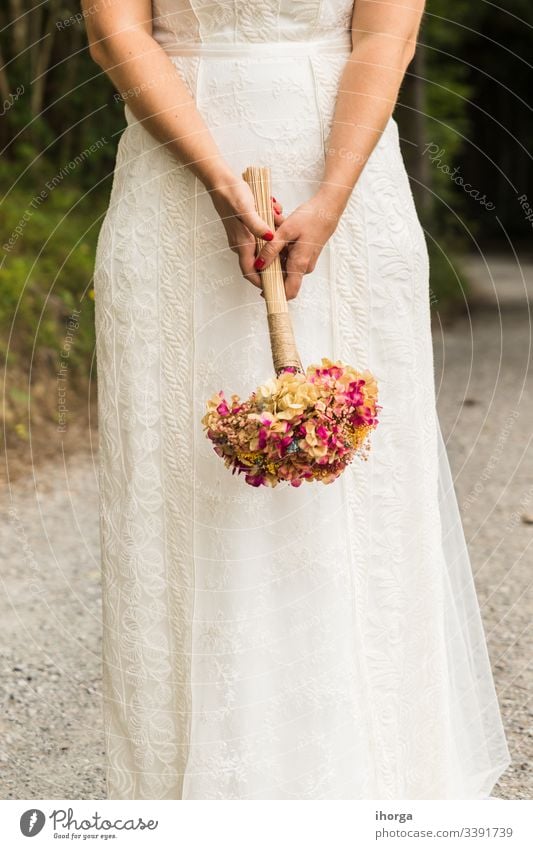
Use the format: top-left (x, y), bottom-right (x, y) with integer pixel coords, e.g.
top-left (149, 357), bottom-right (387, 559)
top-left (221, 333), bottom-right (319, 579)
top-left (271, 196), bottom-right (283, 227)
top-left (272, 207), bottom-right (284, 228)
top-left (237, 208), bottom-right (274, 243)
top-left (238, 238), bottom-right (262, 288)
top-left (252, 220), bottom-right (296, 271)
top-left (271, 196), bottom-right (283, 215)
top-left (240, 199), bottom-right (283, 249)
top-left (235, 194), bottom-right (286, 288)
top-left (242, 198), bottom-right (330, 298)
top-left (283, 242), bottom-right (311, 300)
top-left (284, 268), bottom-right (305, 300)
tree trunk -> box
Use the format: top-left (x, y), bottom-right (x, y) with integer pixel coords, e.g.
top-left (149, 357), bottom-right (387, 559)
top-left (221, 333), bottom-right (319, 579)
top-left (29, 0), bottom-right (61, 118)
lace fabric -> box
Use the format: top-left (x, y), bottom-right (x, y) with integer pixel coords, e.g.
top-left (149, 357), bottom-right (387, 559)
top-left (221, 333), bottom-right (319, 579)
top-left (93, 0), bottom-right (510, 799)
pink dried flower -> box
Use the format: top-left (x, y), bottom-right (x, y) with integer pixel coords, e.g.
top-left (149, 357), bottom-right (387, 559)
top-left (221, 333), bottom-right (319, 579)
top-left (202, 357), bottom-right (380, 488)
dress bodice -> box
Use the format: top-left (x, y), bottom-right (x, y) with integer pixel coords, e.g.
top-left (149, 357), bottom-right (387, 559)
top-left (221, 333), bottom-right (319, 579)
top-left (152, 0), bottom-right (355, 49)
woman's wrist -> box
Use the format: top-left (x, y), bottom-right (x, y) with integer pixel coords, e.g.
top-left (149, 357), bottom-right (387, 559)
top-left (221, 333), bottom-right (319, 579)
top-left (194, 157), bottom-right (239, 195)
top-left (314, 180), bottom-right (353, 219)
top-left (309, 182), bottom-right (352, 234)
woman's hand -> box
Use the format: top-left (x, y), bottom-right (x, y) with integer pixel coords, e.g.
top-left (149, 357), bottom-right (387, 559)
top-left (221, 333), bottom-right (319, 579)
top-left (209, 179), bottom-right (284, 290)
top-left (251, 191), bottom-right (343, 300)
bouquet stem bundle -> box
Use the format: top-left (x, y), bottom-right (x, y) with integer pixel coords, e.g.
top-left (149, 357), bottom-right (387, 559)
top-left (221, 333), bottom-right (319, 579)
top-left (241, 166), bottom-right (303, 374)
top-left (202, 166), bottom-right (380, 488)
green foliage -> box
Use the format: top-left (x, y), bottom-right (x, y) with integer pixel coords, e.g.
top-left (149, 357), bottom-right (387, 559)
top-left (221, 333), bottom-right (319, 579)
top-left (0, 182), bottom-right (106, 377)
top-left (426, 240), bottom-right (469, 315)
top-left (397, 1), bottom-right (498, 304)
top-left (0, 3), bottom-right (125, 192)
top-left (422, 1), bottom-right (483, 229)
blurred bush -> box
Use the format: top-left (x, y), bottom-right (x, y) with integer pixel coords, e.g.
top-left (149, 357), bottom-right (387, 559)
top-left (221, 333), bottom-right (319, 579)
top-left (0, 182), bottom-right (102, 374)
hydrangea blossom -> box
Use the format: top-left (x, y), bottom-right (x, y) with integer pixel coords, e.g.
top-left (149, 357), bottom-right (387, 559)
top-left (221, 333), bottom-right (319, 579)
top-left (202, 359), bottom-right (380, 488)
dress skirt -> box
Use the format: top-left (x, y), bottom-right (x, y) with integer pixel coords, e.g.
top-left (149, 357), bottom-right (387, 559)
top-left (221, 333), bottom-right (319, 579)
top-left (93, 45), bottom-right (510, 799)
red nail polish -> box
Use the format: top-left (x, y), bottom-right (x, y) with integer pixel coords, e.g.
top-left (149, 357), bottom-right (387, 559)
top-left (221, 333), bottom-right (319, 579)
top-left (254, 257), bottom-right (266, 270)
top-left (262, 230), bottom-right (274, 241)
top-left (271, 196), bottom-right (277, 203)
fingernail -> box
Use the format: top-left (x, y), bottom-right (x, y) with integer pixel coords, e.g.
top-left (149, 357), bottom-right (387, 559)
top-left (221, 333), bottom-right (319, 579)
top-left (254, 257), bottom-right (266, 270)
top-left (262, 230), bottom-right (274, 241)
top-left (274, 203), bottom-right (282, 214)
top-left (271, 196), bottom-right (277, 203)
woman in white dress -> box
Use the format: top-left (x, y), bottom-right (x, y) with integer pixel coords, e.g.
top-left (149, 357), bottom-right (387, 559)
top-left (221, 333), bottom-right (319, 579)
top-left (85, 0), bottom-right (510, 799)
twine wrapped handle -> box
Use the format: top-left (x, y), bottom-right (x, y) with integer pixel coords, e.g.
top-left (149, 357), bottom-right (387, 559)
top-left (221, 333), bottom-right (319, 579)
top-left (242, 166), bottom-right (303, 374)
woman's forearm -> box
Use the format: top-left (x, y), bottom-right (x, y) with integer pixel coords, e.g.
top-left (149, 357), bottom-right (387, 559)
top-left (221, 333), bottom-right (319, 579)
top-left (86, 23), bottom-right (235, 192)
top-left (316, 2), bottom-right (425, 217)
top-left (84, 2), bottom-right (276, 281)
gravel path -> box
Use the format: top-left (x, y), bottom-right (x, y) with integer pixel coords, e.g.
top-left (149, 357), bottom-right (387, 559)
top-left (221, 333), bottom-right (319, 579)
top-left (1, 255), bottom-right (531, 800)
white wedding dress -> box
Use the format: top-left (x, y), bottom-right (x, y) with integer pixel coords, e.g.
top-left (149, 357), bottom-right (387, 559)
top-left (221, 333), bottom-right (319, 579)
top-left (93, 0), bottom-right (510, 799)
